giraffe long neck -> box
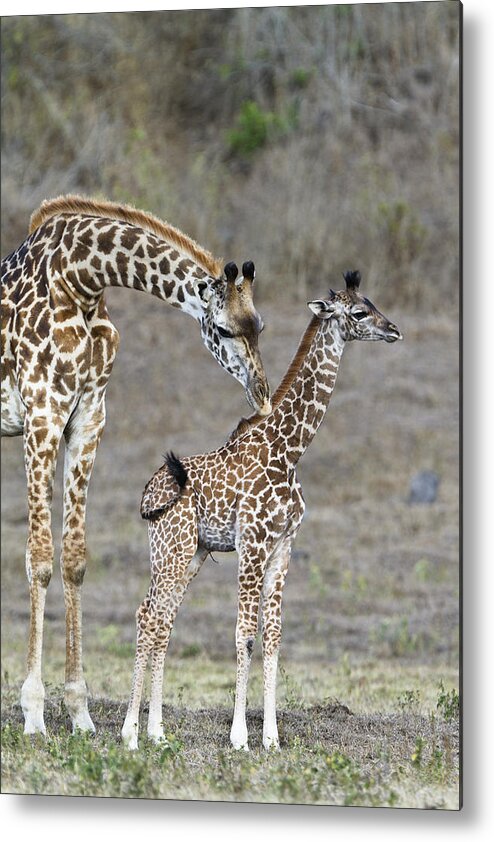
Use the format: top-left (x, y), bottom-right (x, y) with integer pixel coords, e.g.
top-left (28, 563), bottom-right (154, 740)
top-left (52, 215), bottom-right (215, 318)
top-left (264, 317), bottom-right (345, 465)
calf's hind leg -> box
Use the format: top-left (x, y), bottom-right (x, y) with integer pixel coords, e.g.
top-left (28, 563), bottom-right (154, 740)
top-left (122, 497), bottom-right (199, 750)
top-left (147, 548), bottom-right (208, 742)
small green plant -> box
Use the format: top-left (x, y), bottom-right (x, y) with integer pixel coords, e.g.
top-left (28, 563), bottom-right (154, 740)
top-left (309, 562), bottom-right (328, 596)
top-left (339, 652), bottom-right (352, 678)
top-left (227, 101), bottom-right (271, 156)
top-left (323, 749), bottom-right (395, 807)
top-left (341, 570), bottom-right (368, 595)
top-left (411, 736), bottom-right (425, 768)
top-left (436, 680), bottom-right (460, 721)
top-left (341, 569), bottom-right (353, 591)
top-left (414, 558), bottom-right (432, 582)
top-left (227, 100), bottom-right (298, 158)
top-left (290, 67), bottom-right (312, 90)
top-left (180, 643), bottom-right (202, 658)
top-left (279, 664), bottom-right (304, 709)
top-left (153, 733), bottom-right (183, 763)
top-left (397, 688), bottom-right (421, 712)
top-left (370, 617), bottom-right (420, 657)
top-left (96, 624), bottom-right (134, 658)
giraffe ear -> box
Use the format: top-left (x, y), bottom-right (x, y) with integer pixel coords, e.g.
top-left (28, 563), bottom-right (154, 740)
top-left (307, 299), bottom-right (336, 319)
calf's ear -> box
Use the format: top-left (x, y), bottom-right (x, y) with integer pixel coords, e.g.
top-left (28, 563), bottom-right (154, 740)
top-left (307, 299), bottom-right (336, 318)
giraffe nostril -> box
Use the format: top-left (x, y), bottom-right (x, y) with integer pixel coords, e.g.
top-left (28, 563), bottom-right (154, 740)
top-left (250, 380), bottom-right (271, 414)
top-left (386, 322), bottom-right (403, 342)
top-left (254, 383), bottom-right (264, 401)
top-left (253, 381), bottom-right (270, 403)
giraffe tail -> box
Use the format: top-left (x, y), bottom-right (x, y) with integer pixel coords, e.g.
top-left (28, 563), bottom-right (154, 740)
top-left (140, 451), bottom-right (188, 521)
top-left (165, 451), bottom-right (188, 488)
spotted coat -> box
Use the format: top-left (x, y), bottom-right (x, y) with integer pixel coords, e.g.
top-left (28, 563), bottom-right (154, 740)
top-left (1, 194), bottom-right (270, 736)
top-left (122, 271), bottom-right (402, 751)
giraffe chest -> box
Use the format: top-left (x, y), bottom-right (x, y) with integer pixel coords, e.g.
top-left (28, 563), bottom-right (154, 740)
top-left (239, 472), bottom-right (305, 544)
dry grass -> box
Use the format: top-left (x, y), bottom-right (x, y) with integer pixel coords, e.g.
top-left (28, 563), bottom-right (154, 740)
top-left (1, 296), bottom-right (459, 805)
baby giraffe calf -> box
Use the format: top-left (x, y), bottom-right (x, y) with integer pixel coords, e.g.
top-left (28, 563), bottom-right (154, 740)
top-left (122, 271), bottom-right (401, 751)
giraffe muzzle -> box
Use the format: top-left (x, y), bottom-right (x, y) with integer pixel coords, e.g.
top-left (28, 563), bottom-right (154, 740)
top-left (384, 322), bottom-right (403, 342)
top-left (249, 380), bottom-right (272, 415)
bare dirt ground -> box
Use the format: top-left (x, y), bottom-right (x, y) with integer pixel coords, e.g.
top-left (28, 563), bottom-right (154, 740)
top-left (0, 288), bottom-right (460, 805)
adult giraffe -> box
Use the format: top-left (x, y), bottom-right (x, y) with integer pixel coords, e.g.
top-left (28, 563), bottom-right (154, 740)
top-left (0, 194), bottom-right (271, 735)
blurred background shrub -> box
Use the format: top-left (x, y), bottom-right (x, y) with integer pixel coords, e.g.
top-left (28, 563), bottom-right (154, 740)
top-left (1, 2), bottom-right (460, 311)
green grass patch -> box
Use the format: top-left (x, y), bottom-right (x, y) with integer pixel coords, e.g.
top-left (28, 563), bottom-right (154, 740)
top-left (1, 654), bottom-right (460, 807)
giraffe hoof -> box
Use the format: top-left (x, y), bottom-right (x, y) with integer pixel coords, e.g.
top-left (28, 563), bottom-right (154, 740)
top-left (122, 731), bottom-right (139, 751)
top-left (71, 714), bottom-right (96, 734)
top-left (23, 717), bottom-right (47, 736)
top-left (122, 719), bottom-right (139, 750)
top-left (21, 676), bottom-right (46, 735)
top-left (230, 739), bottom-right (249, 752)
top-left (64, 681), bottom-right (95, 732)
top-left (147, 728), bottom-right (165, 745)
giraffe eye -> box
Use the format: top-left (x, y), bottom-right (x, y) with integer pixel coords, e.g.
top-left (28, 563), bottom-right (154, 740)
top-left (217, 325), bottom-right (235, 339)
top-left (353, 311), bottom-right (368, 320)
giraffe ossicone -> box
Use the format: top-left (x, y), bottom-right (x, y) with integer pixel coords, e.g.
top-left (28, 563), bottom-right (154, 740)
top-left (122, 272), bottom-right (402, 751)
top-left (1, 194), bottom-right (270, 735)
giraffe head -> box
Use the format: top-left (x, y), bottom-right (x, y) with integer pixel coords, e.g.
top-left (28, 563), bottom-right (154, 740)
top-left (308, 270), bottom-right (402, 343)
top-left (198, 261), bottom-right (271, 415)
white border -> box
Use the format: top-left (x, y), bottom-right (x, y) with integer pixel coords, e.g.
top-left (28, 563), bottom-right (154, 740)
top-left (2, 0), bottom-right (493, 837)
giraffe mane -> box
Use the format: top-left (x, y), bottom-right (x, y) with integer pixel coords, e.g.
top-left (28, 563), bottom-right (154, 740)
top-left (229, 315), bottom-right (321, 441)
top-left (29, 194), bottom-right (223, 277)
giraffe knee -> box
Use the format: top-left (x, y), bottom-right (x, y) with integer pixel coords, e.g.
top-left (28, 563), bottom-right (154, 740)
top-left (136, 599), bottom-right (154, 632)
top-left (63, 558), bottom-right (87, 586)
top-left (263, 623), bottom-right (282, 656)
top-left (236, 633), bottom-right (256, 658)
top-left (61, 537), bottom-right (87, 585)
top-left (32, 562), bottom-right (53, 588)
top-left (26, 546), bottom-right (53, 588)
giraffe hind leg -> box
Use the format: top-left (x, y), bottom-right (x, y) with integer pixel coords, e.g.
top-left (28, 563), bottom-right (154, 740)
top-left (122, 496), bottom-right (200, 750)
top-left (146, 548), bottom-right (208, 743)
top-left (122, 594), bottom-right (155, 750)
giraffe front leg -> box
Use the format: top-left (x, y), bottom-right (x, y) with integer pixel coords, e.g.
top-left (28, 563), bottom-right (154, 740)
top-left (61, 398), bottom-right (107, 733)
top-left (230, 549), bottom-right (266, 751)
top-left (261, 539), bottom-right (292, 751)
top-left (21, 415), bottom-right (62, 735)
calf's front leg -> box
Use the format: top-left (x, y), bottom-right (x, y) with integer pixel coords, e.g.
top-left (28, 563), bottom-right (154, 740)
top-left (261, 539), bottom-right (292, 750)
top-left (230, 545), bottom-right (266, 750)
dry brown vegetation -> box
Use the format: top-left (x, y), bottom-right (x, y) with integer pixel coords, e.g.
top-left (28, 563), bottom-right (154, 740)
top-left (1, 3), bottom-right (460, 807)
top-left (1, 3), bottom-right (459, 309)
